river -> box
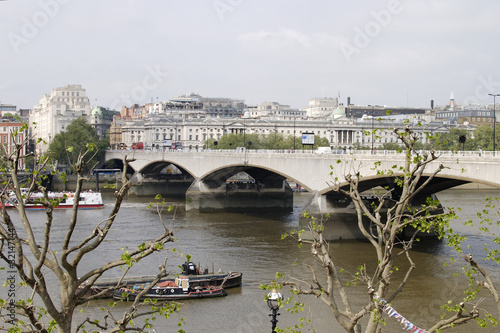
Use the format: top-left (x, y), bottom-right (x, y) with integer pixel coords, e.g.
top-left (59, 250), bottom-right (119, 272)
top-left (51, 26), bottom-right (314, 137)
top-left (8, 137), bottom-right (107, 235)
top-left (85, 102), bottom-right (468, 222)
top-left (5, 189), bottom-right (500, 332)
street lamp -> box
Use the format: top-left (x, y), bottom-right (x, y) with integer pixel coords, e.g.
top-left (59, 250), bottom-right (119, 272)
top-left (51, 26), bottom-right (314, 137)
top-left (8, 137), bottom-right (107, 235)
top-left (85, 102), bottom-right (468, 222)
top-left (267, 289), bottom-right (283, 333)
top-left (371, 107), bottom-right (374, 154)
top-left (488, 93), bottom-right (500, 156)
top-left (293, 115), bottom-right (296, 152)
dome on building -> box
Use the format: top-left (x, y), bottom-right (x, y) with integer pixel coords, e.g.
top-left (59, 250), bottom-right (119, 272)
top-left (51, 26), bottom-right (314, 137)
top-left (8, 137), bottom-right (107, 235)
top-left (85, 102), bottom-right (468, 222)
top-left (331, 106), bottom-right (346, 119)
top-left (91, 106), bottom-right (104, 117)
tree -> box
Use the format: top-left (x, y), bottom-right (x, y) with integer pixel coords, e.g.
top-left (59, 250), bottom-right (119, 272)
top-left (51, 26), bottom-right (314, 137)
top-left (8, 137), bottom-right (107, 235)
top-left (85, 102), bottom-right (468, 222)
top-left (206, 133), bottom-right (329, 150)
top-left (1, 113), bottom-right (22, 122)
top-left (471, 124), bottom-right (500, 152)
top-left (48, 118), bottom-right (108, 171)
top-left (0, 131), bottom-right (179, 332)
top-left (381, 142), bottom-right (404, 151)
top-left (266, 126), bottom-right (499, 332)
top-left (432, 127), bottom-right (472, 151)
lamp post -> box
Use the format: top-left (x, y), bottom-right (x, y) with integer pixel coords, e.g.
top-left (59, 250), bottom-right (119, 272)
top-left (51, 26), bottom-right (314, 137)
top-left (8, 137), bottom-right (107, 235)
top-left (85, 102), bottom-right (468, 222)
top-left (293, 115), bottom-right (296, 152)
top-left (488, 93), bottom-right (500, 156)
top-left (267, 289), bottom-right (282, 333)
top-left (371, 108), bottom-right (374, 154)
top-left (243, 119), bottom-right (246, 150)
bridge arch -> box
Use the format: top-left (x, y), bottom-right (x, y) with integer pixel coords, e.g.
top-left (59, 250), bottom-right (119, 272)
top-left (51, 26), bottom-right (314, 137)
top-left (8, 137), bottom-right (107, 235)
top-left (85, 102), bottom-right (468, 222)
top-left (103, 158), bottom-right (136, 176)
top-left (138, 160), bottom-right (195, 179)
top-left (199, 163), bottom-right (310, 191)
top-left (318, 173), bottom-right (500, 197)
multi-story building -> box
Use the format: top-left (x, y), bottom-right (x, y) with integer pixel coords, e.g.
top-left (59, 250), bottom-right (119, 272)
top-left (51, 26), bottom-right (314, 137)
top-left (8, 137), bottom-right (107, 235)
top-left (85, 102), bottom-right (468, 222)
top-left (109, 114), bottom-right (126, 149)
top-left (435, 109), bottom-right (496, 126)
top-left (117, 93), bottom-right (244, 120)
top-left (247, 101), bottom-right (306, 120)
top-left (345, 105), bottom-right (427, 118)
top-left (0, 118), bottom-right (28, 156)
top-left (121, 104), bottom-right (148, 120)
top-left (304, 97), bottom-right (340, 118)
top-left (29, 84), bottom-right (91, 152)
top-left (90, 106), bottom-right (120, 139)
top-left (201, 96), bottom-right (245, 118)
top-left (117, 113), bottom-right (446, 151)
top-left (0, 103), bottom-right (17, 117)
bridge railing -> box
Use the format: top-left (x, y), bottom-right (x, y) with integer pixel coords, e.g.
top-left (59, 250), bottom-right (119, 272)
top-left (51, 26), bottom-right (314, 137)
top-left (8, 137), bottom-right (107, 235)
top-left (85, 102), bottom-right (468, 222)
top-left (107, 148), bottom-right (498, 158)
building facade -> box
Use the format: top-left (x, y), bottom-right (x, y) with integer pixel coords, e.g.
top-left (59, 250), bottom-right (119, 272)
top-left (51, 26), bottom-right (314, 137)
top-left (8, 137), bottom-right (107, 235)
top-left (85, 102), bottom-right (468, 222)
top-left (90, 106), bottom-right (120, 139)
top-left (30, 84), bottom-right (91, 152)
top-left (345, 105), bottom-right (427, 118)
top-left (304, 97), bottom-right (340, 118)
top-left (0, 119), bottom-right (27, 156)
top-left (0, 104), bottom-right (17, 117)
top-left (435, 109), bottom-right (497, 126)
top-left (115, 114), bottom-right (446, 151)
top-left (247, 101), bottom-right (306, 120)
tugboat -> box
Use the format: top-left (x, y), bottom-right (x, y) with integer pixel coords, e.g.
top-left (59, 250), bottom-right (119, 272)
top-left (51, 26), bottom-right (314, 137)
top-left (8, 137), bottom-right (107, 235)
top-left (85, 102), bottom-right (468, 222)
top-left (178, 261), bottom-right (242, 289)
top-left (113, 276), bottom-right (227, 301)
top-left (80, 262), bottom-right (242, 299)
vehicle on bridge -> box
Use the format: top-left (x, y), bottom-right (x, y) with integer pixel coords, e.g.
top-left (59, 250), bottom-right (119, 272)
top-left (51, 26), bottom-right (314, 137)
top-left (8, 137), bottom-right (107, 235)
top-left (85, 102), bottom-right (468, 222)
top-left (314, 147), bottom-right (332, 154)
top-left (131, 142), bottom-right (144, 150)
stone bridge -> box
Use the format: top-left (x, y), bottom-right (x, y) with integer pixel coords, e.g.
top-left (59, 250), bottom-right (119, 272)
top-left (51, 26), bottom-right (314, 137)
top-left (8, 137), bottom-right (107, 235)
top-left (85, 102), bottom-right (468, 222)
top-left (104, 149), bottom-right (500, 238)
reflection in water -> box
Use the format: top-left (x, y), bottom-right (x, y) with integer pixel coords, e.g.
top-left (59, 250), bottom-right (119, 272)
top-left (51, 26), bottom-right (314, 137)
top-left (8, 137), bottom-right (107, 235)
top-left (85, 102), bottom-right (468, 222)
top-left (6, 190), bottom-right (500, 332)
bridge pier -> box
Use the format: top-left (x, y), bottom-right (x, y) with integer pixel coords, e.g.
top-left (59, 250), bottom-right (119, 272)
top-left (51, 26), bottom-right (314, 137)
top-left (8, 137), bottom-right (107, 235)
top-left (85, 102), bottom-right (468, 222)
top-left (185, 178), bottom-right (293, 212)
top-left (126, 172), bottom-right (192, 196)
top-left (300, 191), bottom-right (444, 240)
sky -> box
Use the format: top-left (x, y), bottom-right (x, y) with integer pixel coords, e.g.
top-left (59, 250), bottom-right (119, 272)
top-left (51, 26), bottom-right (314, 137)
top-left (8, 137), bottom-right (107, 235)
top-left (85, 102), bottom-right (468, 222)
top-left (1, 0), bottom-right (500, 111)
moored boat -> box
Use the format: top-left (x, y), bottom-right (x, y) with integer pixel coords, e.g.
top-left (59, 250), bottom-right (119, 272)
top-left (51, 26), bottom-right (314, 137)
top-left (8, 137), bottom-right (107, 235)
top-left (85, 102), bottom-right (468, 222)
top-left (113, 277), bottom-right (227, 301)
top-left (1, 190), bottom-right (104, 210)
top-left (178, 261), bottom-right (243, 289)
top-left (80, 262), bottom-right (242, 299)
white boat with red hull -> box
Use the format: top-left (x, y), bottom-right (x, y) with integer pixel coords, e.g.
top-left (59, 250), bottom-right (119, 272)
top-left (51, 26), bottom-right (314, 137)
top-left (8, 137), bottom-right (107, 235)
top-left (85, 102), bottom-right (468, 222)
top-left (1, 190), bottom-right (104, 210)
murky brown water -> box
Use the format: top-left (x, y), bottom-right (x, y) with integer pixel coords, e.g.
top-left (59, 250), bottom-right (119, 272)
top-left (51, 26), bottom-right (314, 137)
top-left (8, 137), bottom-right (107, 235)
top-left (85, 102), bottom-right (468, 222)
top-left (4, 190), bottom-right (500, 332)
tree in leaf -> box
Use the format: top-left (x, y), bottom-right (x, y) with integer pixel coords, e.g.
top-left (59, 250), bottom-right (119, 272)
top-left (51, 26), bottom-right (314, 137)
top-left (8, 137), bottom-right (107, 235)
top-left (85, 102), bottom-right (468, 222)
top-left (264, 126), bottom-right (499, 332)
top-left (0, 131), bottom-right (183, 332)
top-left (206, 133), bottom-right (329, 150)
top-left (48, 118), bottom-right (108, 171)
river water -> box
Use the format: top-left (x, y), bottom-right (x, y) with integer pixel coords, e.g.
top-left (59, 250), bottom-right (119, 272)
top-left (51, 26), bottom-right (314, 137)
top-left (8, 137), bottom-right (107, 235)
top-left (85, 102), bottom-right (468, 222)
top-left (5, 189), bottom-right (500, 332)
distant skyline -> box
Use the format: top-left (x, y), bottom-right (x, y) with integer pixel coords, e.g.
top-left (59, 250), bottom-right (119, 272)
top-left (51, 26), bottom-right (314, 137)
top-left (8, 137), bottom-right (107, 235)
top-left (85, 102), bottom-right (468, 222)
top-left (1, 0), bottom-right (500, 110)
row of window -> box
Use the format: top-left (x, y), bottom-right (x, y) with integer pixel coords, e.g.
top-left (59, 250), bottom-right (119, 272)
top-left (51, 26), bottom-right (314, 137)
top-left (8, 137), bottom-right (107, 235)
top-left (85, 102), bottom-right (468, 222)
top-left (54, 98), bottom-right (86, 103)
top-left (61, 91), bottom-right (80, 97)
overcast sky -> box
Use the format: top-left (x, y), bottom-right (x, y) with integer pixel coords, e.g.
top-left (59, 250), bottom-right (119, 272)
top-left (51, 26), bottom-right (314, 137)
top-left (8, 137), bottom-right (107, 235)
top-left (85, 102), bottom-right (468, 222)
top-left (1, 0), bottom-right (499, 110)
